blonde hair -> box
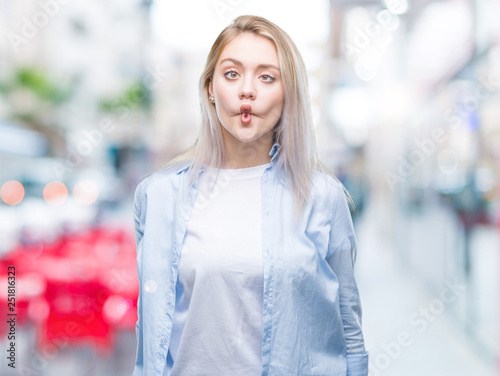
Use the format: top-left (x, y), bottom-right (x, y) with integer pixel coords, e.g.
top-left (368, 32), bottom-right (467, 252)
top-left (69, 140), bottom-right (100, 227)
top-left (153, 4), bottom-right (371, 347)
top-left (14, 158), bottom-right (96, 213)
top-left (158, 15), bottom-right (353, 223)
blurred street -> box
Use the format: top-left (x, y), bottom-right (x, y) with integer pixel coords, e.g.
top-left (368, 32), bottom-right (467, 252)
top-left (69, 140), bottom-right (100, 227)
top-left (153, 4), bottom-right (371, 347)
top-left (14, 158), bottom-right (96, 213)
top-left (1, 0), bottom-right (499, 375)
top-left (355, 194), bottom-right (498, 376)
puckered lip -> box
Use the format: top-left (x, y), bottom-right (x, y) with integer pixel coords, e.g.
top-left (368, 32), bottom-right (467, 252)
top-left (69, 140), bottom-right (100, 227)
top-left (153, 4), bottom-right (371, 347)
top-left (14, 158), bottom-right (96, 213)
top-left (240, 104), bottom-right (252, 114)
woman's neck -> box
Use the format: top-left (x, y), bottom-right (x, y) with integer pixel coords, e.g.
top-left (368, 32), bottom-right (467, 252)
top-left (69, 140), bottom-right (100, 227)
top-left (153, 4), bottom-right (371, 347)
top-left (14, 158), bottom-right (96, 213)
top-left (221, 134), bottom-right (273, 169)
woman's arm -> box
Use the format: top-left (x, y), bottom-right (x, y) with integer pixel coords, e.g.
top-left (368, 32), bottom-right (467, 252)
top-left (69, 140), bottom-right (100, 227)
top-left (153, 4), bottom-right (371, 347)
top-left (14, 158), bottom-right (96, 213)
top-left (132, 181), bottom-right (146, 376)
top-left (326, 184), bottom-right (369, 376)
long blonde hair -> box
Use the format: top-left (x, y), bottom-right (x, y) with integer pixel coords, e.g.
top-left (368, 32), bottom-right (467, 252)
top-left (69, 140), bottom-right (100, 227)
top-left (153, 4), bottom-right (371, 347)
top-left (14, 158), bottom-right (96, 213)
top-left (158, 15), bottom-right (352, 222)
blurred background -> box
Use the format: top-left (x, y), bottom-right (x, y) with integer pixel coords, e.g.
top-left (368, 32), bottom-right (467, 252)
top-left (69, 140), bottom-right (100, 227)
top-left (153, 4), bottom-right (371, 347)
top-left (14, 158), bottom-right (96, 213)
top-left (0, 0), bottom-right (499, 375)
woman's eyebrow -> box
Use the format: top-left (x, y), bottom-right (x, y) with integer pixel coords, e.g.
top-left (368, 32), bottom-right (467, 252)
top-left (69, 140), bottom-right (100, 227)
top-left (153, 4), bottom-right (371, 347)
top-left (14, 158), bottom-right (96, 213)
top-left (219, 57), bottom-right (280, 72)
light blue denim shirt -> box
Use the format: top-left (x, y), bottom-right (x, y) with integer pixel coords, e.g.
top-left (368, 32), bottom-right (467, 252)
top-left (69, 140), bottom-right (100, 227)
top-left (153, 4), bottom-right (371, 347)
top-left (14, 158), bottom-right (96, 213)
top-left (133, 142), bottom-right (369, 376)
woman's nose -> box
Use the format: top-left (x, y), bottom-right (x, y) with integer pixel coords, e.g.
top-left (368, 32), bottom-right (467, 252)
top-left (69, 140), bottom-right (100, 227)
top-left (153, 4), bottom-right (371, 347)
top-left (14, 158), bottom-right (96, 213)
top-left (239, 77), bottom-right (256, 100)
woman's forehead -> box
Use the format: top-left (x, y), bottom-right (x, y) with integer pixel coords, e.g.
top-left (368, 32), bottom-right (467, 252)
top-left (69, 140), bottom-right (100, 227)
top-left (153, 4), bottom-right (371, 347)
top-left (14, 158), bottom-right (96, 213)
top-left (218, 33), bottom-right (279, 67)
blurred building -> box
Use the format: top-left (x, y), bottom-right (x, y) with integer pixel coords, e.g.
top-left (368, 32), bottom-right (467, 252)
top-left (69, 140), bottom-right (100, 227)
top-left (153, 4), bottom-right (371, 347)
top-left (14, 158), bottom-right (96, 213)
top-left (0, 0), bottom-right (499, 375)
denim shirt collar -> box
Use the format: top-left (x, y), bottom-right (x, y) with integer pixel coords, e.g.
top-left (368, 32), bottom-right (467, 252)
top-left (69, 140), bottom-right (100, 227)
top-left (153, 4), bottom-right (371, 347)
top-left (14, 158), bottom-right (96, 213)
top-left (269, 141), bottom-right (281, 163)
top-left (176, 141), bottom-right (281, 175)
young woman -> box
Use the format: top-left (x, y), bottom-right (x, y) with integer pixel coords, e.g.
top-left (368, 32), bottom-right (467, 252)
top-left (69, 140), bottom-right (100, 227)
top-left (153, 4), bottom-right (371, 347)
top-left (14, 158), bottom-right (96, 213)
top-left (133, 15), bottom-right (369, 376)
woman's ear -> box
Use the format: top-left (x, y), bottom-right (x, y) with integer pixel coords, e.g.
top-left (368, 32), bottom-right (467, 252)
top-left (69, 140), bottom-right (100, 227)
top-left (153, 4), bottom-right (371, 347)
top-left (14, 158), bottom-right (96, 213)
top-left (209, 79), bottom-right (214, 97)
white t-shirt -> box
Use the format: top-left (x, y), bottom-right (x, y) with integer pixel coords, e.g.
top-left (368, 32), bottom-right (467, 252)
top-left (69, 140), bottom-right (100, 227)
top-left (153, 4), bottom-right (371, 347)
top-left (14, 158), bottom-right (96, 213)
top-left (165, 162), bottom-right (271, 376)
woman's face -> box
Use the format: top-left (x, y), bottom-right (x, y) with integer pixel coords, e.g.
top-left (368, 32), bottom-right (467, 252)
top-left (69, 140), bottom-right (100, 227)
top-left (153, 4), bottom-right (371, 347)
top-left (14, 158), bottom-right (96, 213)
top-left (209, 32), bottom-right (284, 147)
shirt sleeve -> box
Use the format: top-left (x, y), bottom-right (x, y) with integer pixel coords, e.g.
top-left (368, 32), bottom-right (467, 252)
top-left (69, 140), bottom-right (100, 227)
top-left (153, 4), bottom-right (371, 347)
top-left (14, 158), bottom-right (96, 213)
top-left (134, 181), bottom-right (146, 248)
top-left (132, 180), bottom-right (146, 376)
top-left (326, 184), bottom-right (369, 376)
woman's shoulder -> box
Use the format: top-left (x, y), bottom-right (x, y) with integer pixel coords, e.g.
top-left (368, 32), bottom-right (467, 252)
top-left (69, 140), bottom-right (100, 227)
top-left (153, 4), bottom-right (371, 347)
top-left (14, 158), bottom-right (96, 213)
top-left (307, 168), bottom-right (350, 215)
top-left (134, 160), bottom-right (192, 199)
top-left (311, 168), bottom-right (345, 195)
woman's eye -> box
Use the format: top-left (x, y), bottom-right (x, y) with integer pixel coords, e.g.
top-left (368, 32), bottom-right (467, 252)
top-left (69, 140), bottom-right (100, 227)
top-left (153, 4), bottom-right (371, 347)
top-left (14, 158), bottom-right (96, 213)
top-left (261, 74), bottom-right (275, 82)
top-left (224, 71), bottom-right (239, 79)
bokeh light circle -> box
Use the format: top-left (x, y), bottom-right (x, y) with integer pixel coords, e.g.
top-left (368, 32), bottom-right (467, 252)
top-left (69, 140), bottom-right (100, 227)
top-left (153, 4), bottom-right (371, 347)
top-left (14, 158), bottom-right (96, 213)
top-left (1, 180), bottom-right (25, 205)
top-left (43, 181), bottom-right (68, 206)
top-left (73, 180), bottom-right (99, 205)
top-left (144, 280), bottom-right (157, 293)
top-left (438, 149), bottom-right (460, 173)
